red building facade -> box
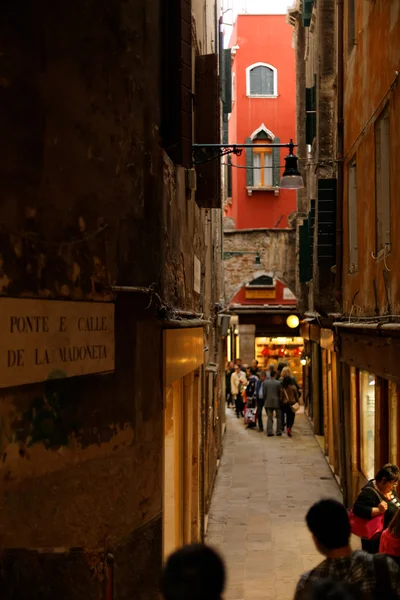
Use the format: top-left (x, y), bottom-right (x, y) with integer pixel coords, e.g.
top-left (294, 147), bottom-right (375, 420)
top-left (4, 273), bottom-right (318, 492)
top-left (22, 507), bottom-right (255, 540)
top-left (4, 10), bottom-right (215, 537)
top-left (223, 15), bottom-right (301, 373)
top-left (225, 14), bottom-right (297, 230)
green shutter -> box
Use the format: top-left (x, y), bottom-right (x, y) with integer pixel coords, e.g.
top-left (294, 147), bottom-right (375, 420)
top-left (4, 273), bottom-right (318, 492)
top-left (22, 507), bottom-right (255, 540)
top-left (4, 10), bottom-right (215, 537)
top-left (222, 117), bottom-right (228, 145)
top-left (305, 80), bottom-right (316, 145)
top-left (299, 218), bottom-right (311, 282)
top-left (246, 137), bottom-right (253, 186)
top-left (223, 49), bottom-right (232, 114)
top-left (272, 137), bottom-right (280, 187)
top-left (302, 0), bottom-right (314, 27)
top-left (227, 155), bottom-right (232, 197)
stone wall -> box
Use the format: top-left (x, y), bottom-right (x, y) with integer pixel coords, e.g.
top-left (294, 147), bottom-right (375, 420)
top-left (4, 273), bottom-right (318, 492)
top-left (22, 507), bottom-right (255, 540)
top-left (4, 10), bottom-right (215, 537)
top-left (0, 0), bottom-right (223, 597)
top-left (224, 228), bottom-right (296, 304)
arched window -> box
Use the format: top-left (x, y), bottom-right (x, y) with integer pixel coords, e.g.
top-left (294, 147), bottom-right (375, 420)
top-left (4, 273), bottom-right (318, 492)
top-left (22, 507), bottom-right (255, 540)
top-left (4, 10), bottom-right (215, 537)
top-left (246, 63), bottom-right (278, 97)
top-left (245, 124), bottom-right (281, 191)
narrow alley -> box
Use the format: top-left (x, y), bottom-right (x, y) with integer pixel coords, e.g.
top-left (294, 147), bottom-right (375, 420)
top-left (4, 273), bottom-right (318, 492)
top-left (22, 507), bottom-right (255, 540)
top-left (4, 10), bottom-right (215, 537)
top-left (206, 409), bottom-right (344, 600)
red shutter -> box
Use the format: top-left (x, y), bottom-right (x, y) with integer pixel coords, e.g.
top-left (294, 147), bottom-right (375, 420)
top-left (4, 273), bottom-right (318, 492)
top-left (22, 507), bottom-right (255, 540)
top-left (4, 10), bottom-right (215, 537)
top-left (195, 54), bottom-right (221, 209)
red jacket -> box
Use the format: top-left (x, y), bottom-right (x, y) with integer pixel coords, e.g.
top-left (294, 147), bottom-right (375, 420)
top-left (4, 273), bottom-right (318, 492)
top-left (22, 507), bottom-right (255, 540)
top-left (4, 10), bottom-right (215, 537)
top-left (379, 528), bottom-right (400, 556)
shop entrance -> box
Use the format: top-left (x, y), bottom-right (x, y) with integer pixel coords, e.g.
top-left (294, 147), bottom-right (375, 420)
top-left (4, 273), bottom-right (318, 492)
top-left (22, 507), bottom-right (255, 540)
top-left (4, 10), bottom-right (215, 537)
top-left (163, 328), bottom-right (203, 559)
top-left (255, 336), bottom-right (304, 386)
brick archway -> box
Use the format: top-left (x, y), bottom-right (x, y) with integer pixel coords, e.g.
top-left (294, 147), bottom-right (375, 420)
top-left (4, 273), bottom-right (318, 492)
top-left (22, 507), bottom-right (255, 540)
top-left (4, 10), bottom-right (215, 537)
top-left (224, 228), bottom-right (296, 305)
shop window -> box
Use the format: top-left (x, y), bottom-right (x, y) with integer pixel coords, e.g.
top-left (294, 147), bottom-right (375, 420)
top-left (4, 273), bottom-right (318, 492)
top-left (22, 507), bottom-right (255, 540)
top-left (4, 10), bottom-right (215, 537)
top-left (360, 371), bottom-right (375, 479)
top-left (375, 105), bottom-right (391, 253)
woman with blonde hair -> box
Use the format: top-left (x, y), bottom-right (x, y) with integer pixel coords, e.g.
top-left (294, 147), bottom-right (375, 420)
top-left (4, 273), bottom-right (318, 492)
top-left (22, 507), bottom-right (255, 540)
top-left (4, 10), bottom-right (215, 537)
top-left (281, 366), bottom-right (301, 395)
top-left (380, 507), bottom-right (400, 557)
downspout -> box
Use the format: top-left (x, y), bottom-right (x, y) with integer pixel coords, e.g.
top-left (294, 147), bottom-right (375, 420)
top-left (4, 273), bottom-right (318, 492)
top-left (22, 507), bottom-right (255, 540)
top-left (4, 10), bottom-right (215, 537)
top-left (335, 0), bottom-right (344, 305)
top-left (336, 0), bottom-right (348, 505)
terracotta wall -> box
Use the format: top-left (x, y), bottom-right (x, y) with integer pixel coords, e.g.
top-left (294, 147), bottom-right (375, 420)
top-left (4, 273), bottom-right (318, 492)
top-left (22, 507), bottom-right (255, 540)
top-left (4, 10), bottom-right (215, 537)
top-left (342, 1), bottom-right (400, 316)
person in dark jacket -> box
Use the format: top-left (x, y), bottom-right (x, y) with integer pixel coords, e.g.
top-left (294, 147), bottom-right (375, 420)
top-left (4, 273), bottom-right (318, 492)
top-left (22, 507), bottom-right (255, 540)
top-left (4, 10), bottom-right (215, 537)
top-left (225, 361), bottom-right (234, 407)
top-left (255, 371), bottom-right (266, 432)
top-left (353, 463), bottom-right (400, 554)
top-left (245, 367), bottom-right (258, 405)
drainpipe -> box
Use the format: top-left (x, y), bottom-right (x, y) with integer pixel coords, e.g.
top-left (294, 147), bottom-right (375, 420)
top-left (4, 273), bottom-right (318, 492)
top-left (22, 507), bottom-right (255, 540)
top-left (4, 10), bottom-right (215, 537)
top-left (335, 0), bottom-right (344, 305)
top-left (336, 0), bottom-right (348, 505)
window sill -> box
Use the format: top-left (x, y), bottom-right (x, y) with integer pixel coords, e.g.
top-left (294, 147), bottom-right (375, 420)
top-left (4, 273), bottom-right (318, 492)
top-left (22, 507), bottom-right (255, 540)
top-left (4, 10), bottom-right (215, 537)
top-left (246, 186), bottom-right (279, 197)
top-left (247, 94), bottom-right (278, 99)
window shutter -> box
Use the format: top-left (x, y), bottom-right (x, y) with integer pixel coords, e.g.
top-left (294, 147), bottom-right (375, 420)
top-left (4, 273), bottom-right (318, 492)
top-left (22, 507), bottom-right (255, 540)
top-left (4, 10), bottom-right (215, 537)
top-left (299, 218), bottom-right (311, 282)
top-left (222, 49), bottom-right (232, 114)
top-left (302, 0), bottom-right (314, 27)
top-left (227, 155), bottom-right (232, 198)
top-left (195, 54), bottom-right (221, 209)
top-left (306, 77), bottom-right (317, 145)
top-left (246, 137), bottom-right (253, 186)
top-left (317, 179), bottom-right (337, 267)
top-left (272, 137), bottom-right (280, 187)
top-left (160, 0), bottom-right (192, 168)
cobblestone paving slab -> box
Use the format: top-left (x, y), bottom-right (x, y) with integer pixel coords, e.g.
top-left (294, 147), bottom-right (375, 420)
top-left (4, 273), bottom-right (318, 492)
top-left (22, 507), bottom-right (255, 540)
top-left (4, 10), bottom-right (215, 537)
top-left (206, 408), bottom-right (343, 600)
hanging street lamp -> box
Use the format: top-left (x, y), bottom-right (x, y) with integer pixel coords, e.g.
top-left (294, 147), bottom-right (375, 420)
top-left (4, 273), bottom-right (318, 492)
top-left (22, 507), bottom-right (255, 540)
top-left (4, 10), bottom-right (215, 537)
top-left (192, 138), bottom-right (304, 190)
top-left (279, 139), bottom-right (304, 189)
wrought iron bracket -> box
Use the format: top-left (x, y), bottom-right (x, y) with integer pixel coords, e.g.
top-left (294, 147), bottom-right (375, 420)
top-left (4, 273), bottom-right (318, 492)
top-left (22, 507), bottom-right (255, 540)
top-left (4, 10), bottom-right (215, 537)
top-left (192, 144), bottom-right (243, 165)
top-left (192, 141), bottom-right (297, 166)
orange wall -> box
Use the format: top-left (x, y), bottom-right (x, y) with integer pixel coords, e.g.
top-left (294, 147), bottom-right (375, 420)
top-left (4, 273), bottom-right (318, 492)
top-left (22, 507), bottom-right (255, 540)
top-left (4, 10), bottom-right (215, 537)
top-left (225, 15), bottom-right (296, 230)
top-left (342, 2), bottom-right (400, 315)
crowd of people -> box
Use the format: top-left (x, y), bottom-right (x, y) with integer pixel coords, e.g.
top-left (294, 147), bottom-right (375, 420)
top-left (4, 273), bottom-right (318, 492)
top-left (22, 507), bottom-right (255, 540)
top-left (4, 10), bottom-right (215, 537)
top-left (225, 358), bottom-right (301, 437)
top-left (161, 464), bottom-right (400, 600)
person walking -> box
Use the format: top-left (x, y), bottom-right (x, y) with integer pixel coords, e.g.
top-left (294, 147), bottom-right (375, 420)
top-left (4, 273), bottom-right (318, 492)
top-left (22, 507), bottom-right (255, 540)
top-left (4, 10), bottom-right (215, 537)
top-left (281, 365), bottom-right (301, 397)
top-left (352, 463), bottom-right (400, 553)
top-left (251, 359), bottom-right (261, 376)
top-left (225, 361), bottom-right (234, 408)
top-left (255, 371), bottom-right (266, 432)
top-left (280, 375), bottom-right (299, 437)
top-left (294, 499), bottom-right (400, 600)
top-left (263, 369), bottom-right (283, 436)
top-left (230, 364), bottom-right (247, 419)
top-left (161, 543), bottom-right (226, 600)
top-left (235, 358), bottom-right (246, 372)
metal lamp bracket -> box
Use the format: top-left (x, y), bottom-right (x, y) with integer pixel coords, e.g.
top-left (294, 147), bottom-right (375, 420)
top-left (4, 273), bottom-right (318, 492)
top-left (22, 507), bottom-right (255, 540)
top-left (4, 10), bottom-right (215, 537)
top-left (192, 141), bottom-right (297, 166)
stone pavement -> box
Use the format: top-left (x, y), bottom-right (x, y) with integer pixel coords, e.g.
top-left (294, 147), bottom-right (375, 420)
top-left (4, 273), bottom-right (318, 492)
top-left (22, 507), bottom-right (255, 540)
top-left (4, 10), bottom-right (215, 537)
top-left (205, 408), bottom-right (343, 600)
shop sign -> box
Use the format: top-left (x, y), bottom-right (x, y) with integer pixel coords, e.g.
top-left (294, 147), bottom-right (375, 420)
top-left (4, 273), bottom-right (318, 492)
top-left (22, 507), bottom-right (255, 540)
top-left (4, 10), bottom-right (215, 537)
top-left (0, 298), bottom-right (115, 388)
top-left (245, 288), bottom-right (276, 300)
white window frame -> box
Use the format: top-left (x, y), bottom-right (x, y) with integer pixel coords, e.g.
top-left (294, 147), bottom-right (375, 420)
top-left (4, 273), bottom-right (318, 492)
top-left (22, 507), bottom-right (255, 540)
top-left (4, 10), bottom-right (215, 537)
top-left (246, 62), bottom-right (278, 98)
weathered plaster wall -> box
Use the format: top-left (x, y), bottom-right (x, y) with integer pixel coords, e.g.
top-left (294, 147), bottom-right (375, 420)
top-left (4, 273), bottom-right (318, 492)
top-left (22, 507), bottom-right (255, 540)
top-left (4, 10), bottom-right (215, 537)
top-left (224, 228), bottom-right (296, 303)
top-left (0, 0), bottom-right (164, 597)
top-left (342, 1), bottom-right (400, 316)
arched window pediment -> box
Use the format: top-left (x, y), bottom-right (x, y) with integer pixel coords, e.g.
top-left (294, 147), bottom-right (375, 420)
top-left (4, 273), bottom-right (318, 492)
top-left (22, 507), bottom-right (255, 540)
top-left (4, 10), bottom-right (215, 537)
top-left (250, 123), bottom-right (275, 141)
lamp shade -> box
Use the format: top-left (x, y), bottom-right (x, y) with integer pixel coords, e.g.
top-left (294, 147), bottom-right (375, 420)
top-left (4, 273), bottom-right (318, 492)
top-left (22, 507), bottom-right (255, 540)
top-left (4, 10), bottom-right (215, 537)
top-left (280, 150), bottom-right (304, 190)
top-left (286, 314), bottom-right (299, 329)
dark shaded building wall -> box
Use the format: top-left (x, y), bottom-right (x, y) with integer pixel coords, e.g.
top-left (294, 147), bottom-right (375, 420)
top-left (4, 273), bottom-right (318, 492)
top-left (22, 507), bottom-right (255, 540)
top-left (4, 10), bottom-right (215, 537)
top-left (0, 1), bottom-right (165, 598)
